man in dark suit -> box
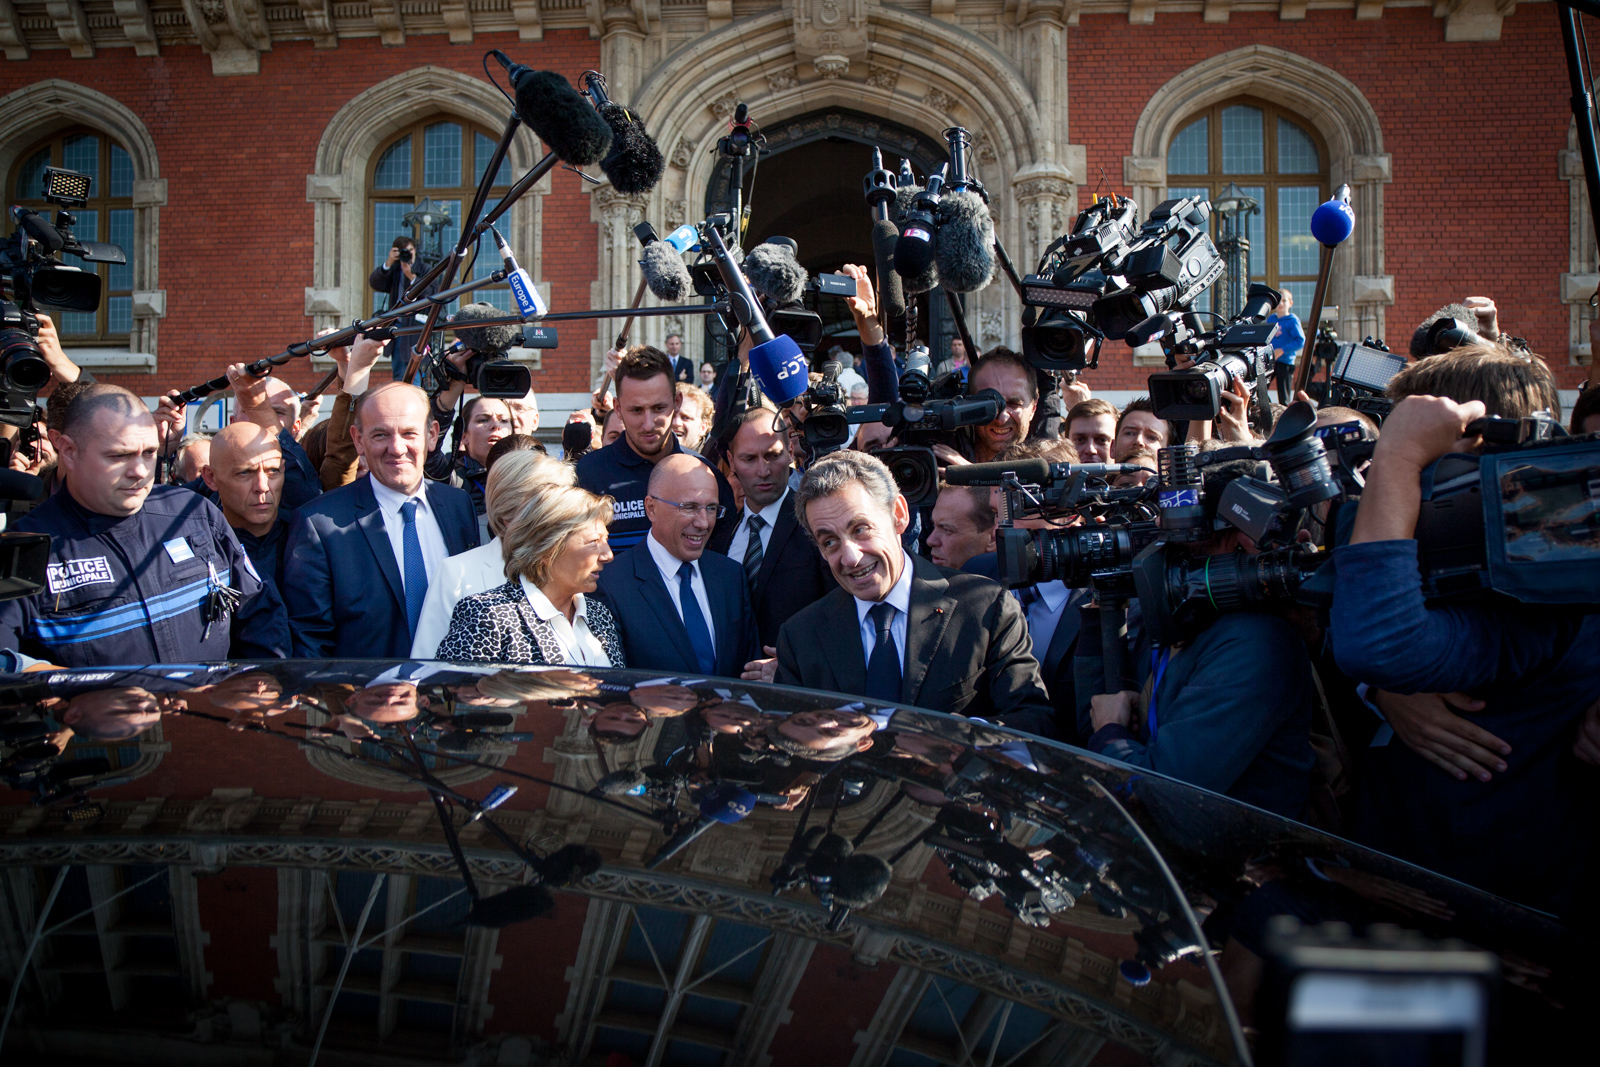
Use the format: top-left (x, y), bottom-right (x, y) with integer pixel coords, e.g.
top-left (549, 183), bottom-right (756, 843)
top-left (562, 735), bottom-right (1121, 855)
top-left (665, 333), bottom-right (695, 383)
top-left (774, 452), bottom-right (1055, 738)
top-left (708, 407), bottom-right (835, 651)
top-left (284, 382), bottom-right (479, 658)
top-left (597, 454), bottom-right (754, 677)
top-left (963, 550), bottom-right (1086, 743)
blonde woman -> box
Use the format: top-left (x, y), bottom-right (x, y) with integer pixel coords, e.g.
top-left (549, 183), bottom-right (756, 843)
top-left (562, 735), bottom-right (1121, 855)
top-left (436, 479), bottom-right (623, 665)
top-left (412, 449), bottom-right (574, 657)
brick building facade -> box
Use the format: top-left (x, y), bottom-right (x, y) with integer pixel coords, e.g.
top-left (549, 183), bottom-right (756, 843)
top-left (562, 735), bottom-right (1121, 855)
top-left (0, 1), bottom-right (1590, 405)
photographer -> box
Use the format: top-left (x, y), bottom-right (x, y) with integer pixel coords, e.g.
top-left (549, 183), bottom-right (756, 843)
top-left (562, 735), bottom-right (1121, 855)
top-left (369, 236), bottom-right (438, 382)
top-left (1087, 459), bottom-right (1316, 820)
top-left (967, 350), bottom-right (1037, 462)
top-left (1331, 349), bottom-right (1599, 916)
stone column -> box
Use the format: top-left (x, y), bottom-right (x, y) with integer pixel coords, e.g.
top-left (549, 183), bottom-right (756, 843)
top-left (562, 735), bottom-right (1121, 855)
top-left (588, 186), bottom-right (651, 386)
top-left (1331, 152), bottom-right (1393, 346)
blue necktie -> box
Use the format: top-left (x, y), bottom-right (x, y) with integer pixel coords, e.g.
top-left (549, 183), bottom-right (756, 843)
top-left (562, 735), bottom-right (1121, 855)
top-left (864, 602), bottom-right (901, 703)
top-left (676, 561), bottom-right (717, 675)
top-left (400, 500), bottom-right (428, 637)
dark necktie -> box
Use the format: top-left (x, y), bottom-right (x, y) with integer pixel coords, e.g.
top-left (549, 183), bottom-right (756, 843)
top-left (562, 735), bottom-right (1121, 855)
top-left (400, 500), bottom-right (428, 637)
top-left (742, 513), bottom-right (766, 590)
top-left (863, 601), bottom-right (901, 703)
top-left (676, 561), bottom-right (717, 675)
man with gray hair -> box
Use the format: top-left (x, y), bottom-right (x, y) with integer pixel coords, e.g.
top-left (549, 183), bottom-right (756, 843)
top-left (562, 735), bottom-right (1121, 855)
top-left (773, 451), bottom-right (1055, 737)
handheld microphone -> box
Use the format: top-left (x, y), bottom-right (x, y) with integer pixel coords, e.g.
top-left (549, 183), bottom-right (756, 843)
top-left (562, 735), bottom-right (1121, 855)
top-left (582, 71), bottom-right (665, 196)
top-left (863, 149), bottom-right (905, 321)
top-left (491, 53), bottom-right (612, 167)
top-left (562, 420), bottom-right (595, 461)
top-left (645, 783), bottom-right (758, 870)
top-left (935, 188), bottom-right (997, 293)
top-left (490, 227), bottom-right (547, 318)
top-left (662, 224), bottom-right (701, 254)
top-left (639, 240), bottom-right (693, 302)
top-left (703, 225), bottom-right (808, 405)
top-left (895, 165), bottom-right (945, 295)
top-left (11, 207), bottom-right (63, 253)
top-left (590, 768), bottom-right (647, 796)
top-left (453, 302), bottom-right (523, 355)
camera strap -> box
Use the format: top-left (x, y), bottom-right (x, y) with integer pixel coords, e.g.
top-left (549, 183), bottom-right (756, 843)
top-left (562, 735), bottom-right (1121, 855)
top-left (1144, 646), bottom-right (1172, 742)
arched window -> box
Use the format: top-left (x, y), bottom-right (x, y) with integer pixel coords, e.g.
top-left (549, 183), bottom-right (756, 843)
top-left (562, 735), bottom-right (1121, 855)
top-left (9, 128), bottom-right (135, 345)
top-left (1164, 99), bottom-right (1328, 312)
top-left (366, 118), bottom-right (513, 316)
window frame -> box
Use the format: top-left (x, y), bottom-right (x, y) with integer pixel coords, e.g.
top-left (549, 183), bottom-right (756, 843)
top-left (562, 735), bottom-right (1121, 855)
top-left (364, 117), bottom-right (514, 317)
top-left (7, 126), bottom-right (135, 346)
top-left (1163, 96), bottom-right (1330, 308)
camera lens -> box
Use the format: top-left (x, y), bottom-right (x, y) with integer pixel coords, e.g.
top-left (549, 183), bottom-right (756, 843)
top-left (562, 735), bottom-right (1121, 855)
top-left (0, 329), bottom-right (49, 392)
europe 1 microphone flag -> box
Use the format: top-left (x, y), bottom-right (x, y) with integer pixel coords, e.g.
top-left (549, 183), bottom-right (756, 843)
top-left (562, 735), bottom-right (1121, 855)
top-left (492, 227), bottom-right (547, 319)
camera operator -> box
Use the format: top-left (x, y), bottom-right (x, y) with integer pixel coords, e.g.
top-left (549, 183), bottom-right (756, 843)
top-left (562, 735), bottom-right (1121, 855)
top-left (369, 236), bottom-right (439, 382)
top-left (774, 451), bottom-right (1055, 738)
top-left (1088, 459), bottom-right (1316, 820)
top-left (1112, 397), bottom-right (1171, 459)
top-left (967, 350), bottom-right (1038, 463)
top-left (0, 385), bottom-right (291, 666)
top-left (1331, 347), bottom-right (1599, 915)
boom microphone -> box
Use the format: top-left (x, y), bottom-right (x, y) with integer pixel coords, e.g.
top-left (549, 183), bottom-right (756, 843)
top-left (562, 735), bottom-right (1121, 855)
top-left (582, 73), bottom-right (665, 196)
top-left (11, 208), bottom-right (62, 253)
top-left (895, 165), bottom-right (945, 295)
top-left (703, 225), bottom-right (808, 405)
top-left (453, 302), bottom-right (522, 354)
top-left (639, 240), bottom-right (693, 302)
top-left (935, 189), bottom-right (997, 293)
top-left (943, 459), bottom-right (1151, 486)
top-left (490, 54), bottom-right (612, 166)
top-left (743, 241), bottom-right (808, 306)
top-left (872, 218), bottom-right (906, 320)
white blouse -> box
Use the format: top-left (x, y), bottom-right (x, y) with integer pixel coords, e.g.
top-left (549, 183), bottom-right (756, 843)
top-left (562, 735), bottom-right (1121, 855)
top-left (519, 577), bottom-right (612, 667)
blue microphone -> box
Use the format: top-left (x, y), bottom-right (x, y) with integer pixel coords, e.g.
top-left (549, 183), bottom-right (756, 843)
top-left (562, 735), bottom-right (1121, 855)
top-left (1295, 184), bottom-right (1354, 395)
top-left (644, 782), bottom-right (758, 869)
top-left (492, 227), bottom-right (547, 319)
top-left (701, 225), bottom-right (808, 405)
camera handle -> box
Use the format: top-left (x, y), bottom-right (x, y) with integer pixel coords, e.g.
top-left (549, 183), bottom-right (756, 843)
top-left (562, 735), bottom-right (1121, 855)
top-left (1096, 592), bottom-right (1133, 697)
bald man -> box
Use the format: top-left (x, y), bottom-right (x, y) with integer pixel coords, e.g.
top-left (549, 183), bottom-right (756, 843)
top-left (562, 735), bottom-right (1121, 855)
top-left (0, 384), bottom-right (290, 666)
top-left (201, 422), bottom-right (296, 588)
top-left (172, 363), bottom-right (323, 511)
top-left (596, 453), bottom-right (754, 677)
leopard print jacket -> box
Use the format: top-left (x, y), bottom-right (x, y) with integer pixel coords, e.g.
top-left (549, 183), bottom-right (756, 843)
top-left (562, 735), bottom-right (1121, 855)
top-left (435, 581), bottom-right (625, 666)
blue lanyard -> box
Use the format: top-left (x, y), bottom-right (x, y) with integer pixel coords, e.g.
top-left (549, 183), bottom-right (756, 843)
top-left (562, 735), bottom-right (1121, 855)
top-left (1146, 646), bottom-right (1172, 742)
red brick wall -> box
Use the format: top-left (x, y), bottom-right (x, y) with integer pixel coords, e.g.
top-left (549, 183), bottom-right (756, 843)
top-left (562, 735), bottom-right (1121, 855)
top-left (1070, 5), bottom-right (1579, 391)
top-left (0, 30), bottom-right (601, 396)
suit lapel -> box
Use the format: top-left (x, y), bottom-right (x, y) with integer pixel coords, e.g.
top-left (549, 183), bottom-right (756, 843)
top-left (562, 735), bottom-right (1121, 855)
top-left (426, 481), bottom-right (470, 555)
top-left (1043, 588), bottom-right (1087, 677)
top-left (632, 545), bottom-right (700, 669)
top-left (703, 561), bottom-right (741, 672)
top-left (902, 556), bottom-right (956, 706)
top-left (820, 590), bottom-right (867, 698)
top-left (753, 497), bottom-right (799, 603)
top-left (355, 476), bottom-right (406, 609)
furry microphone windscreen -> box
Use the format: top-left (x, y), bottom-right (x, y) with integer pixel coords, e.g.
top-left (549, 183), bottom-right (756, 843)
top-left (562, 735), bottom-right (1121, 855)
top-left (453, 302), bottom-right (522, 354)
top-left (893, 184), bottom-right (923, 225)
top-left (743, 242), bottom-right (809, 306)
top-left (935, 189), bottom-right (997, 293)
top-left (871, 217), bottom-right (906, 320)
top-left (597, 102), bottom-right (665, 195)
top-left (639, 241), bottom-right (693, 301)
top-left (517, 70), bottom-right (613, 166)
top-left (1410, 302), bottom-right (1480, 359)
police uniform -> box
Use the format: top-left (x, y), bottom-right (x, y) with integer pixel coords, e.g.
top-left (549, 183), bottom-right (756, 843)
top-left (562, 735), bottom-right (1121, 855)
top-left (0, 484), bottom-right (291, 668)
top-left (574, 433), bottom-right (736, 552)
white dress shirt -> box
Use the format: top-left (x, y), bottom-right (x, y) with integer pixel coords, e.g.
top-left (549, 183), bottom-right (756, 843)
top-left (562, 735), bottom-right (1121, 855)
top-left (647, 532), bottom-right (716, 646)
top-left (519, 577), bottom-right (611, 666)
top-left (412, 538), bottom-right (507, 657)
top-left (1020, 580), bottom-right (1072, 659)
top-left (726, 486), bottom-right (788, 565)
top-left (854, 550), bottom-right (914, 671)
top-left (369, 476), bottom-right (450, 596)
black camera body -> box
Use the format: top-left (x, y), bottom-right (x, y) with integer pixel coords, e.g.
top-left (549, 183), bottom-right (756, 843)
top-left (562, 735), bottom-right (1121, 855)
top-left (1092, 196), bottom-right (1224, 341)
top-left (1141, 282), bottom-right (1281, 423)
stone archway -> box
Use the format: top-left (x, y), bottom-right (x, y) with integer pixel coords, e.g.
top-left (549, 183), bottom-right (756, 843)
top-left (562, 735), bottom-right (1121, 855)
top-left (584, 3), bottom-right (1086, 379)
top-left (1126, 45), bottom-right (1392, 348)
top-left (0, 79), bottom-right (166, 368)
top-left (305, 66), bottom-right (546, 344)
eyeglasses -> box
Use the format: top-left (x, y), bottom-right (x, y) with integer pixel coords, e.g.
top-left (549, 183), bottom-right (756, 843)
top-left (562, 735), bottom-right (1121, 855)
top-left (649, 495), bottom-right (725, 519)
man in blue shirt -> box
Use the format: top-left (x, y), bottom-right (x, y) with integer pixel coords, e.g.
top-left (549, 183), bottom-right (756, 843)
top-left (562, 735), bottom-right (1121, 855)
top-left (1269, 289), bottom-right (1305, 404)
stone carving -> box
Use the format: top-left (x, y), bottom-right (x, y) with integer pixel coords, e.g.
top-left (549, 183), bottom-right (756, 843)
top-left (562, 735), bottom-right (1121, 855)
top-left (924, 87), bottom-right (956, 115)
top-left (974, 131), bottom-right (997, 165)
top-left (814, 55), bottom-right (849, 80)
top-left (1015, 176), bottom-right (1072, 201)
top-left (866, 65), bottom-right (899, 91)
top-left (979, 310), bottom-right (1003, 344)
top-left (199, 0), bottom-right (224, 20)
top-left (709, 92), bottom-right (739, 119)
top-left (670, 137), bottom-right (695, 170)
top-left (765, 66), bottom-right (797, 92)
top-left (664, 198), bottom-right (688, 230)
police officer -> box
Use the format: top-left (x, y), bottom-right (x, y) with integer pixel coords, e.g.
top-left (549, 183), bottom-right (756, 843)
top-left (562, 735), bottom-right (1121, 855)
top-left (0, 385), bottom-right (290, 667)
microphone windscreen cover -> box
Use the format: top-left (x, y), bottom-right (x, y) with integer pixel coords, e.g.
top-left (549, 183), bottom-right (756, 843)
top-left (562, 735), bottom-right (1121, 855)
top-left (468, 885), bottom-right (554, 927)
top-left (870, 218), bottom-right (906, 320)
top-left (1411, 303), bottom-right (1478, 359)
top-left (943, 458), bottom-right (1052, 486)
top-left (562, 420), bottom-right (594, 459)
top-left (598, 102), bottom-right (665, 195)
top-left (516, 70), bottom-right (613, 166)
top-left (453, 302), bottom-right (522, 354)
top-left (16, 211), bottom-right (63, 253)
top-left (743, 242), bottom-right (809, 307)
top-left (831, 854), bottom-right (893, 909)
top-left (893, 184), bottom-right (923, 226)
top-left (935, 189), bottom-right (997, 294)
top-left (640, 241), bottom-right (693, 302)
top-left (895, 227), bottom-right (939, 295)
top-left (748, 334), bottom-right (809, 406)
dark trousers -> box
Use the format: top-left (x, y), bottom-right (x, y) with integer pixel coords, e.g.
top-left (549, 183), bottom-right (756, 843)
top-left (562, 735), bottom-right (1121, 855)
top-left (1273, 362), bottom-right (1294, 404)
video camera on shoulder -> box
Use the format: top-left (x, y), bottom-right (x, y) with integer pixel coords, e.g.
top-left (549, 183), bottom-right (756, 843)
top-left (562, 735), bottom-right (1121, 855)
top-left (1141, 281), bottom-right (1280, 424)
